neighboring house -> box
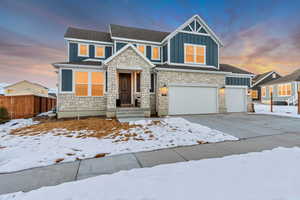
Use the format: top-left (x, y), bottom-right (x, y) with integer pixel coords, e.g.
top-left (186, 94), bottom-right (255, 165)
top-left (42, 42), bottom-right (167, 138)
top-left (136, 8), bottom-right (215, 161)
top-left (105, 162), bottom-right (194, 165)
top-left (53, 15), bottom-right (254, 118)
top-left (260, 69), bottom-right (300, 105)
top-left (4, 80), bottom-right (49, 97)
top-left (251, 71), bottom-right (281, 101)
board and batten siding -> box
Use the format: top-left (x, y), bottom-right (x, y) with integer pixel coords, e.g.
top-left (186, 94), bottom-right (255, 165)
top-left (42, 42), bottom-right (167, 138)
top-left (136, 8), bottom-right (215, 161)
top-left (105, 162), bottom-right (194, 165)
top-left (116, 41), bottom-right (162, 62)
top-left (69, 43), bottom-right (113, 62)
top-left (170, 32), bottom-right (218, 67)
top-left (226, 77), bottom-right (251, 87)
top-left (162, 44), bottom-right (168, 62)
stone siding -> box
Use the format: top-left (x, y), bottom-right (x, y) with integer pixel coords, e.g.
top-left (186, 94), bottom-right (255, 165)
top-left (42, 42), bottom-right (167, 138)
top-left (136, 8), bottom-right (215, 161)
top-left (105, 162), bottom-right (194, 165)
top-left (57, 93), bottom-right (106, 118)
top-left (105, 46), bottom-right (152, 117)
top-left (156, 70), bottom-right (226, 116)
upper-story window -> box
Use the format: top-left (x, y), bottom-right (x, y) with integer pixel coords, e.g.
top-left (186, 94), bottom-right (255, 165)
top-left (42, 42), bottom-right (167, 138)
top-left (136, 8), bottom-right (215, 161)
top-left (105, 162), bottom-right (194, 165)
top-left (136, 44), bottom-right (146, 56)
top-left (151, 46), bottom-right (160, 60)
top-left (78, 43), bottom-right (89, 57)
top-left (184, 44), bottom-right (206, 64)
top-left (95, 45), bottom-right (105, 58)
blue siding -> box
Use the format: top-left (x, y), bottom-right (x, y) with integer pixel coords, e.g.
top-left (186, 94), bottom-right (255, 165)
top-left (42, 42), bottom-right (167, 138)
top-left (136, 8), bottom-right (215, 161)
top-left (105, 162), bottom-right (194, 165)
top-left (226, 77), bottom-right (250, 87)
top-left (170, 32), bottom-right (218, 67)
top-left (163, 44), bottom-right (168, 62)
top-left (69, 43), bottom-right (113, 62)
top-left (116, 42), bottom-right (127, 51)
top-left (61, 69), bottom-right (72, 92)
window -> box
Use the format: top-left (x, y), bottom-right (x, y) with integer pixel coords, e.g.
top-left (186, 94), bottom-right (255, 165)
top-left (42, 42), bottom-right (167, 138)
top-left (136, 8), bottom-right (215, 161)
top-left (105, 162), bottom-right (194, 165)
top-left (151, 46), bottom-right (160, 60)
top-left (136, 72), bottom-right (140, 92)
top-left (136, 44), bottom-right (146, 56)
top-left (95, 45), bottom-right (105, 58)
top-left (272, 73), bottom-right (276, 78)
top-left (78, 44), bottom-right (89, 57)
top-left (251, 90), bottom-right (258, 99)
top-left (75, 72), bottom-right (88, 96)
top-left (91, 72), bottom-right (104, 96)
top-left (184, 44), bottom-right (206, 64)
top-left (269, 86), bottom-right (273, 96)
top-left (150, 74), bottom-right (155, 93)
top-left (75, 71), bottom-right (105, 97)
top-left (278, 83), bottom-right (292, 96)
top-left (262, 87), bottom-right (266, 97)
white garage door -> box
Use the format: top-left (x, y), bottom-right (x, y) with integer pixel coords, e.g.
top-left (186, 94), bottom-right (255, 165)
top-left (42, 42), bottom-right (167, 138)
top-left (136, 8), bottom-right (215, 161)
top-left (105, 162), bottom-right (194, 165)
top-left (225, 87), bottom-right (247, 112)
top-left (169, 85), bottom-right (218, 115)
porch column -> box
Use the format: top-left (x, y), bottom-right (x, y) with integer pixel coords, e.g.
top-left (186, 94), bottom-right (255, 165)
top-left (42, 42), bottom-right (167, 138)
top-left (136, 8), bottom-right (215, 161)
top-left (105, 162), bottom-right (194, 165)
top-left (140, 69), bottom-right (151, 117)
top-left (106, 65), bottom-right (117, 117)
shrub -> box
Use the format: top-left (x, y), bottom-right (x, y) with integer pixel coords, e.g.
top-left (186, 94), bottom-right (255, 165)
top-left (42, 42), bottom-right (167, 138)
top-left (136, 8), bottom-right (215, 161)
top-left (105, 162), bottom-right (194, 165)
top-left (0, 107), bottom-right (9, 123)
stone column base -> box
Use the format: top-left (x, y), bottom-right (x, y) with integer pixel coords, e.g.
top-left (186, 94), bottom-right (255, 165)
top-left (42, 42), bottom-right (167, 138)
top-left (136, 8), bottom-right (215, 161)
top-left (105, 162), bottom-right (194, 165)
top-left (106, 109), bottom-right (116, 118)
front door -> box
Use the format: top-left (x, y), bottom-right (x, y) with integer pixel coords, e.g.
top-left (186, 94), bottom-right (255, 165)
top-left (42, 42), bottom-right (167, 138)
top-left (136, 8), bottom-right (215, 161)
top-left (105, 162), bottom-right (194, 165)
top-left (119, 73), bottom-right (131, 105)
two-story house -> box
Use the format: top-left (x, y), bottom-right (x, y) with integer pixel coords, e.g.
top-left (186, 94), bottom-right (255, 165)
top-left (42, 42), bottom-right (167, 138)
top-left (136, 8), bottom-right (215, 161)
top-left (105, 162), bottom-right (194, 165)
top-left (53, 15), bottom-right (253, 118)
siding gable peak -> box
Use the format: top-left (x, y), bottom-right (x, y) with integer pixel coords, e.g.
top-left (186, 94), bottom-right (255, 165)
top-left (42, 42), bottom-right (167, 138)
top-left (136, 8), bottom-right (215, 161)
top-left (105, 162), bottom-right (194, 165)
top-left (162, 15), bottom-right (223, 47)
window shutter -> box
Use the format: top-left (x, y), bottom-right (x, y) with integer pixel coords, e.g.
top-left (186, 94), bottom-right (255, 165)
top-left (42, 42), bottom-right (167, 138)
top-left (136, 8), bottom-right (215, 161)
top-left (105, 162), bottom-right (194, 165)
top-left (61, 69), bottom-right (73, 92)
top-left (150, 74), bottom-right (155, 93)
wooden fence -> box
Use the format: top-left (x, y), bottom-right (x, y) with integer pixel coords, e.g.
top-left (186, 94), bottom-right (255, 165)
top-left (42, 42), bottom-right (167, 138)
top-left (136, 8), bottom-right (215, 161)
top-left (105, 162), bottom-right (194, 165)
top-left (0, 95), bottom-right (56, 119)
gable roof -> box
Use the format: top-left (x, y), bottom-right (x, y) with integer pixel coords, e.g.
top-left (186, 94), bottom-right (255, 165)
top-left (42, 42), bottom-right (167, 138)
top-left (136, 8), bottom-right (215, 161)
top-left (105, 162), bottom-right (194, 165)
top-left (219, 64), bottom-right (254, 75)
top-left (262, 69), bottom-right (300, 86)
top-left (252, 71), bottom-right (273, 83)
top-left (162, 15), bottom-right (224, 46)
top-left (110, 24), bottom-right (170, 43)
top-left (103, 43), bottom-right (155, 67)
top-left (64, 27), bottom-right (112, 43)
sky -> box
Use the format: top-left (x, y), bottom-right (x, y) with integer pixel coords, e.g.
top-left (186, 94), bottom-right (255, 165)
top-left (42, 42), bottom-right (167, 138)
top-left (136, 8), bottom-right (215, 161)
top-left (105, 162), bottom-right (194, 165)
top-left (0, 0), bottom-right (300, 88)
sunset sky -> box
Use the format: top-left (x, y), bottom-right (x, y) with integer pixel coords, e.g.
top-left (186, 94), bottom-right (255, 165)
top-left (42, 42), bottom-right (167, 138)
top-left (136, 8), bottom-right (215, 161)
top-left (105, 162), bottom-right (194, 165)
top-left (1, 0), bottom-right (300, 88)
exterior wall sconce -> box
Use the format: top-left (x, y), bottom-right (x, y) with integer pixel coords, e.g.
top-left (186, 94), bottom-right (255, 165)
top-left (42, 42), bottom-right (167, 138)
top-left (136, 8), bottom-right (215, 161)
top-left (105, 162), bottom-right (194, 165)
top-left (160, 84), bottom-right (168, 96)
top-left (219, 86), bottom-right (225, 95)
top-left (247, 89), bottom-right (252, 96)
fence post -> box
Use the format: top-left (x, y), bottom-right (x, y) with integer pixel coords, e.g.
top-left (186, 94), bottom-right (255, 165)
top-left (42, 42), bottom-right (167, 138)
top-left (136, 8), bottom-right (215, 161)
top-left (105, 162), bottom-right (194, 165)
top-left (298, 91), bottom-right (300, 115)
top-left (270, 92), bottom-right (273, 112)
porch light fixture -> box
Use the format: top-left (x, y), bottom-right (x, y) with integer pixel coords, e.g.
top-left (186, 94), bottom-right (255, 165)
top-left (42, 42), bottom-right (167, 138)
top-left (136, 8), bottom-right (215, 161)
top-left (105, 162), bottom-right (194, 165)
top-left (219, 86), bottom-right (225, 95)
top-left (160, 84), bottom-right (168, 96)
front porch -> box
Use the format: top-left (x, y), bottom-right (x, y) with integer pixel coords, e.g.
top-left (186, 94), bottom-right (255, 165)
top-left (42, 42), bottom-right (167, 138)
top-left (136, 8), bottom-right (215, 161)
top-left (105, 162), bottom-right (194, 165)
top-left (103, 44), bottom-right (154, 118)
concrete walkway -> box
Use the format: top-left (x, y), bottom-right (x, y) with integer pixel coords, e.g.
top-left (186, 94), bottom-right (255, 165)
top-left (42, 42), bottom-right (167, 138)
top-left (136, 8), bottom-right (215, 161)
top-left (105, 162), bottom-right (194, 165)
top-left (1, 132), bottom-right (300, 195)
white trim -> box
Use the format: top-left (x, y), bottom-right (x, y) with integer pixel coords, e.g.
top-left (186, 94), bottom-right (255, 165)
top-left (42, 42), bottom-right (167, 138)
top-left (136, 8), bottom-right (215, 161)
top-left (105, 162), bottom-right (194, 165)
top-left (78, 43), bottom-right (89, 57)
top-left (183, 43), bottom-right (206, 65)
top-left (179, 30), bottom-right (210, 36)
top-left (168, 83), bottom-right (218, 88)
top-left (103, 43), bottom-right (155, 67)
top-left (167, 39), bottom-right (171, 64)
top-left (94, 45), bottom-right (106, 58)
top-left (67, 41), bottom-right (70, 62)
top-left (226, 73), bottom-right (253, 78)
top-left (65, 37), bottom-right (113, 45)
top-left (117, 66), bottom-right (143, 70)
top-left (53, 63), bottom-right (103, 69)
top-left (155, 67), bottom-right (231, 75)
top-left (136, 44), bottom-right (146, 56)
top-left (161, 15), bottom-right (224, 47)
top-left (83, 58), bottom-right (103, 62)
top-left (151, 45), bottom-right (161, 61)
top-left (110, 36), bottom-right (161, 45)
top-left (225, 85), bottom-right (248, 89)
top-left (114, 40), bottom-right (117, 53)
top-left (167, 62), bottom-right (216, 68)
top-left (252, 71), bottom-right (275, 87)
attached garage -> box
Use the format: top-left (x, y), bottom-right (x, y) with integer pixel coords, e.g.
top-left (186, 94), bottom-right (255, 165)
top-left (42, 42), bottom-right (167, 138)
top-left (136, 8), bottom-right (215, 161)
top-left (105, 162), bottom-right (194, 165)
top-left (168, 84), bottom-right (218, 115)
top-left (225, 86), bottom-right (247, 112)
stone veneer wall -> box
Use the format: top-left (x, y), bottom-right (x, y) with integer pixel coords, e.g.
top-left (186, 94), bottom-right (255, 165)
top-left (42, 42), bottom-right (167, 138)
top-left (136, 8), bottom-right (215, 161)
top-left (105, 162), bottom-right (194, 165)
top-left (57, 94), bottom-right (107, 118)
top-left (105, 47), bottom-right (152, 117)
top-left (156, 70), bottom-right (226, 116)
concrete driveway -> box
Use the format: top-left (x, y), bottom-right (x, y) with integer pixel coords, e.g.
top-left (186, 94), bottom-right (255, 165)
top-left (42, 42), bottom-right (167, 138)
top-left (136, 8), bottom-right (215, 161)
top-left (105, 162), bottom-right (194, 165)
top-left (183, 113), bottom-right (300, 139)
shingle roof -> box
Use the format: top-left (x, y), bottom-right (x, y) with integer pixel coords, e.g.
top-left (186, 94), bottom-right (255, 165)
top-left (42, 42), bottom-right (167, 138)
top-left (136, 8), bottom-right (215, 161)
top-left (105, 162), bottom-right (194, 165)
top-left (262, 69), bottom-right (300, 85)
top-left (155, 64), bottom-right (220, 72)
top-left (53, 61), bottom-right (102, 66)
top-left (64, 27), bottom-right (112, 42)
top-left (219, 64), bottom-right (254, 75)
top-left (155, 64), bottom-right (254, 75)
top-left (252, 71), bottom-right (273, 83)
top-left (110, 24), bottom-right (170, 42)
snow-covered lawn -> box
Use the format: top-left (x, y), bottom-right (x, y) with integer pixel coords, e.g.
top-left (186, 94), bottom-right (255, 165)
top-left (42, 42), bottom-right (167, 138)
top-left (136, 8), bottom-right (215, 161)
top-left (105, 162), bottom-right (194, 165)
top-left (0, 117), bottom-right (237, 173)
top-left (1, 147), bottom-right (300, 200)
top-left (254, 103), bottom-right (300, 118)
